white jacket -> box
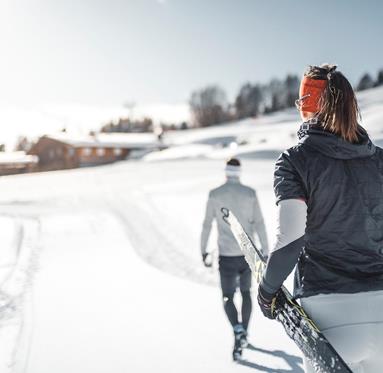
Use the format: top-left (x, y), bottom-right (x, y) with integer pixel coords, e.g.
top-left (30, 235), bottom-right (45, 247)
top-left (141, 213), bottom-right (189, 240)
top-left (201, 177), bottom-right (269, 257)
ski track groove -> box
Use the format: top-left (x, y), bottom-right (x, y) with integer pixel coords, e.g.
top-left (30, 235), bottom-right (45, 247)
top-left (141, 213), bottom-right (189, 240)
top-left (0, 214), bottom-right (41, 373)
top-left (107, 193), bottom-right (218, 287)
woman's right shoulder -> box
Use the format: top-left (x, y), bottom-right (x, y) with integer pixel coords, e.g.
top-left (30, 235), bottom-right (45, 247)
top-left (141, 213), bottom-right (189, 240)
top-left (369, 146), bottom-right (383, 167)
top-left (374, 145), bottom-right (383, 157)
top-left (274, 144), bottom-right (309, 203)
top-left (276, 144), bottom-right (309, 169)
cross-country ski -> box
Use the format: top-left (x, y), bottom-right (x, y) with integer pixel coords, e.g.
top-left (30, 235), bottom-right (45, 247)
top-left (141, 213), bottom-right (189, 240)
top-left (222, 207), bottom-right (352, 372)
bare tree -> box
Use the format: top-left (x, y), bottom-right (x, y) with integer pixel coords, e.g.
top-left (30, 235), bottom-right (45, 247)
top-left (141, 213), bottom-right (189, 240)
top-left (284, 75), bottom-right (300, 107)
top-left (375, 69), bottom-right (383, 87)
top-left (189, 85), bottom-right (229, 127)
top-left (14, 136), bottom-right (33, 152)
top-left (235, 83), bottom-right (263, 119)
top-left (357, 73), bottom-right (374, 91)
top-left (268, 79), bottom-right (285, 112)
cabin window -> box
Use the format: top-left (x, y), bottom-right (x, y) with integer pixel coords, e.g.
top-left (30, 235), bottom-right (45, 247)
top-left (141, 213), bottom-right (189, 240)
top-left (82, 148), bottom-right (92, 156)
top-left (96, 148), bottom-right (106, 156)
top-left (114, 148), bottom-right (122, 156)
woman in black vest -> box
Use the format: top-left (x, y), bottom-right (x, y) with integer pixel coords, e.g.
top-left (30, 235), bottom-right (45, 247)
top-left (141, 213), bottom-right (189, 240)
top-left (258, 64), bottom-right (383, 372)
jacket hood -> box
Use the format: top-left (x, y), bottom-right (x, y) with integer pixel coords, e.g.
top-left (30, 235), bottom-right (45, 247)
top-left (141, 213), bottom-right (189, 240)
top-left (298, 120), bottom-right (376, 160)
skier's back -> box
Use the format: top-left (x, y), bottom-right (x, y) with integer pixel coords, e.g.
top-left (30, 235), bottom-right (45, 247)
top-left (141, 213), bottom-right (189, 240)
top-left (203, 178), bottom-right (267, 257)
top-left (201, 158), bottom-right (269, 360)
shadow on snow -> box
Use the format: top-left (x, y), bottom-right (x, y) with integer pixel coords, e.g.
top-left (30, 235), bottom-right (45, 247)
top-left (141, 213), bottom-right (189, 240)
top-left (238, 344), bottom-right (304, 373)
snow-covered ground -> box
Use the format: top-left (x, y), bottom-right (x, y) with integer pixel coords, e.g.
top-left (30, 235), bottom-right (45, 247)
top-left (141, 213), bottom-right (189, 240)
top-left (1, 85), bottom-right (383, 373)
top-left (0, 160), bottom-right (302, 373)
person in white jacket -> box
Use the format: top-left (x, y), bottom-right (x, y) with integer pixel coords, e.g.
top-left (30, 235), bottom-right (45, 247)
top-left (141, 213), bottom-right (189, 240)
top-left (200, 158), bottom-right (269, 360)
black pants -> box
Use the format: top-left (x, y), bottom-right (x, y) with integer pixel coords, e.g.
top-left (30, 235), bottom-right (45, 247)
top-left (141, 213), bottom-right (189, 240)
top-left (219, 255), bottom-right (252, 331)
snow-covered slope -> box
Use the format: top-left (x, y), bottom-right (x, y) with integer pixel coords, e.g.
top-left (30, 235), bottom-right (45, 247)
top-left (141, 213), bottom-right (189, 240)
top-left (0, 159), bottom-right (301, 373)
top-left (145, 111), bottom-right (300, 162)
top-left (357, 85), bottom-right (383, 146)
top-left (1, 86), bottom-right (383, 372)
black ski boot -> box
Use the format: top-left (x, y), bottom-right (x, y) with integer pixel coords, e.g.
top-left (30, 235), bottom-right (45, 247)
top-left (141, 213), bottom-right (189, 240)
top-left (234, 324), bottom-right (248, 348)
top-left (233, 324), bottom-right (245, 361)
top-left (239, 330), bottom-right (248, 348)
top-left (232, 339), bottom-right (242, 361)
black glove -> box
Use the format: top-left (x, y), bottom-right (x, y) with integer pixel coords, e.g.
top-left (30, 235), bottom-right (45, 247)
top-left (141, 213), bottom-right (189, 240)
top-left (257, 284), bottom-right (278, 319)
top-left (202, 253), bottom-right (212, 268)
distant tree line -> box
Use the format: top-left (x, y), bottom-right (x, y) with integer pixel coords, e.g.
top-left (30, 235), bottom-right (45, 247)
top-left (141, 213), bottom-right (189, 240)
top-left (6, 67), bottom-right (383, 152)
top-left (95, 67), bottom-right (383, 132)
top-left (190, 67), bottom-right (383, 127)
top-left (356, 69), bottom-right (383, 91)
top-left (100, 67), bottom-right (383, 132)
top-left (100, 117), bottom-right (153, 133)
top-left (189, 74), bottom-right (300, 127)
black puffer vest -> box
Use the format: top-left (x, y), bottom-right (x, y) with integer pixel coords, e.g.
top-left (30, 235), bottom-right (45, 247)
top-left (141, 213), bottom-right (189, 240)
top-left (275, 119), bottom-right (383, 298)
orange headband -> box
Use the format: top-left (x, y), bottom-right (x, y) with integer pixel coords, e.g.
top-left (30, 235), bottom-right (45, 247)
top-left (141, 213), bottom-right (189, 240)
top-left (299, 77), bottom-right (327, 113)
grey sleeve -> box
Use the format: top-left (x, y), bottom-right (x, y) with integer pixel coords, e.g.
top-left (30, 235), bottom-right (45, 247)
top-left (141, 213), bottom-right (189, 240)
top-left (200, 193), bottom-right (215, 255)
top-left (253, 192), bottom-right (269, 256)
top-left (261, 199), bottom-right (307, 294)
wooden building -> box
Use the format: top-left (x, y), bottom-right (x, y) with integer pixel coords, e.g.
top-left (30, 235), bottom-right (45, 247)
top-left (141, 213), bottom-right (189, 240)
top-left (0, 152), bottom-right (38, 176)
top-left (28, 133), bottom-right (162, 172)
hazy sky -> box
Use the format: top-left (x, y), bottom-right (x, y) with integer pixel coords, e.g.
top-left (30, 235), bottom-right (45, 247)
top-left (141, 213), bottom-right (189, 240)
top-left (0, 0), bottom-right (382, 111)
top-left (0, 0), bottom-right (383, 105)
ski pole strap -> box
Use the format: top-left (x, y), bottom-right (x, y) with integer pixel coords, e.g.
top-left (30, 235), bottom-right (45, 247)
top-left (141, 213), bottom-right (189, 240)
top-left (257, 286), bottom-right (278, 319)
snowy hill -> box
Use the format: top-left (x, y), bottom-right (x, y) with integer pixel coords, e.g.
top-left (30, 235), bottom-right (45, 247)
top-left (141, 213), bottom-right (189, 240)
top-left (1, 86), bottom-right (383, 373)
top-left (145, 85), bottom-right (383, 162)
top-left (145, 110), bottom-right (300, 161)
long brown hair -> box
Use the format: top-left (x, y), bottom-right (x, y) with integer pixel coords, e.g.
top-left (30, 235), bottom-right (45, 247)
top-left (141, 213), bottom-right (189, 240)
top-left (304, 64), bottom-right (361, 143)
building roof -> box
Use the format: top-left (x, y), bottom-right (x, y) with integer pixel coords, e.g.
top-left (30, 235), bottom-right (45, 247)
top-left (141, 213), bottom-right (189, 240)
top-left (0, 151), bottom-right (38, 165)
top-left (44, 132), bottom-right (162, 149)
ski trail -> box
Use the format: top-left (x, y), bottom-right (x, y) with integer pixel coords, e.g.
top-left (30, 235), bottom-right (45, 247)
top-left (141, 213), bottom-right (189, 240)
top-left (107, 192), bottom-right (218, 287)
top-left (0, 216), bottom-right (41, 373)
top-left (24, 211), bottom-right (304, 373)
top-left (0, 161), bottom-right (304, 372)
